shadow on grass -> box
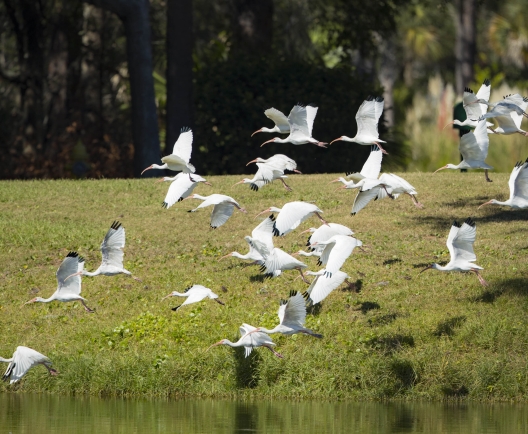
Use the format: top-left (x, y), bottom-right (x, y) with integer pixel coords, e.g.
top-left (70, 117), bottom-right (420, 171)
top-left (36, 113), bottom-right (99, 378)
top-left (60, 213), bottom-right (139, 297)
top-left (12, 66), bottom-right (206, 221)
top-left (368, 312), bottom-right (399, 327)
top-left (342, 279), bottom-right (362, 293)
top-left (470, 277), bottom-right (528, 303)
top-left (383, 258), bottom-right (402, 266)
top-left (433, 316), bottom-right (467, 337)
top-left (307, 302), bottom-right (323, 316)
top-left (368, 334), bottom-right (415, 354)
top-left (358, 301), bottom-right (380, 314)
top-left (249, 274), bottom-right (267, 283)
top-left (234, 347), bottom-right (261, 389)
top-left (390, 359), bottom-right (418, 390)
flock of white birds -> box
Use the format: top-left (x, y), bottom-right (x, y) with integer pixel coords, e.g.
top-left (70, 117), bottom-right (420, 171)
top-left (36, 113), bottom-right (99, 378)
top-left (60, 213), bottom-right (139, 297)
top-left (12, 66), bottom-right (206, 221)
top-left (3, 81), bottom-right (528, 383)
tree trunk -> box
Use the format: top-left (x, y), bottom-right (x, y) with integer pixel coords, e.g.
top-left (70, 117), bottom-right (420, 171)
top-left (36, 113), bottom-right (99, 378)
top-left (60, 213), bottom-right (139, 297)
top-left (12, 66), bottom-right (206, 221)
top-left (454, 0), bottom-right (476, 95)
top-left (166, 0), bottom-right (193, 151)
top-left (377, 36), bottom-right (397, 128)
top-left (84, 0), bottom-right (160, 176)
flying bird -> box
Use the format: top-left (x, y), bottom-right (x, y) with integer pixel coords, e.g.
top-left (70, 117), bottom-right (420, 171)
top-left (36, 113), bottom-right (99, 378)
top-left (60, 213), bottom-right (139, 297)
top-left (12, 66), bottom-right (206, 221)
top-left (219, 215), bottom-right (275, 264)
top-left (183, 194), bottom-right (246, 228)
top-left (233, 163), bottom-right (292, 192)
top-left (246, 154), bottom-right (301, 174)
top-left (420, 218), bottom-right (488, 286)
top-left (1, 346), bottom-right (57, 384)
top-left (330, 96), bottom-right (388, 153)
top-left (260, 104), bottom-right (327, 148)
top-left (295, 223), bottom-right (354, 257)
top-left (479, 95), bottom-right (528, 136)
top-left (252, 291), bottom-right (322, 337)
top-left (25, 252), bottom-right (94, 312)
top-left (310, 235), bottom-right (363, 278)
top-left (479, 158), bottom-right (528, 209)
top-left (162, 285), bottom-right (225, 311)
top-left (81, 221), bottom-right (141, 281)
top-left (207, 323), bottom-right (283, 358)
top-left (445, 81), bottom-right (492, 129)
top-left (252, 108), bottom-right (290, 136)
top-left (435, 117), bottom-right (493, 182)
top-left (377, 173), bottom-right (423, 208)
top-left (305, 269), bottom-right (353, 305)
top-left (141, 127), bottom-right (195, 175)
top-left (157, 173), bottom-right (211, 209)
top-left (256, 201), bottom-right (327, 236)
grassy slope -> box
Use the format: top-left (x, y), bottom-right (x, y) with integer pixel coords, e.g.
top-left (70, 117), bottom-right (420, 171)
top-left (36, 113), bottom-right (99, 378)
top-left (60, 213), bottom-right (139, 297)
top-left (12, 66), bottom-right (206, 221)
top-left (0, 172), bottom-right (527, 400)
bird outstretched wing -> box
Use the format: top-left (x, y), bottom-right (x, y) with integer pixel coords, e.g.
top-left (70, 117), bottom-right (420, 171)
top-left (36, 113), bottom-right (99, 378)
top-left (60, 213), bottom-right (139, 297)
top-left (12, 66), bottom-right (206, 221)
top-left (306, 270), bottom-right (349, 304)
top-left (503, 94), bottom-right (528, 128)
top-left (56, 252), bottom-right (83, 295)
top-left (463, 87), bottom-right (484, 120)
top-left (172, 127), bottom-right (193, 163)
top-left (360, 145), bottom-right (383, 179)
top-left (355, 96), bottom-right (382, 138)
top-left (475, 79), bottom-right (491, 115)
top-left (318, 235), bottom-right (359, 277)
top-left (251, 216), bottom-right (275, 251)
top-left (288, 104), bottom-right (310, 136)
top-left (101, 221), bottom-right (125, 268)
top-left (162, 173), bottom-right (194, 209)
top-left (2, 346), bottom-right (51, 384)
top-left (351, 188), bottom-right (380, 215)
top-left (278, 291), bottom-right (306, 327)
top-left (450, 218), bottom-right (477, 263)
top-left (210, 202), bottom-right (235, 228)
top-left (510, 158), bottom-right (528, 202)
top-left (459, 117), bottom-right (489, 163)
top-left (264, 108), bottom-right (290, 132)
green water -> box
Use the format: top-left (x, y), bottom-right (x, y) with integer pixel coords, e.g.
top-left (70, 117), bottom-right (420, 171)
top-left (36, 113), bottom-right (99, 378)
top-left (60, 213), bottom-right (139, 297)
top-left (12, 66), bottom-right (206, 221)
top-left (0, 394), bottom-right (527, 433)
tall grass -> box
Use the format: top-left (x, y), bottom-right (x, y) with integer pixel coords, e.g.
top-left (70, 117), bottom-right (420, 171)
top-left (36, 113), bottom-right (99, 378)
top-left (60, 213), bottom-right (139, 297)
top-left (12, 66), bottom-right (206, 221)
top-left (0, 173), bottom-right (528, 400)
top-left (405, 76), bottom-right (528, 172)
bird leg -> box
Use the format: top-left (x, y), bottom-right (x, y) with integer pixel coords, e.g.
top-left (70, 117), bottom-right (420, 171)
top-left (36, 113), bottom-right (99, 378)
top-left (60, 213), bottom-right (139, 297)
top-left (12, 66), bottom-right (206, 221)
top-left (263, 344), bottom-right (284, 359)
top-left (81, 300), bottom-right (95, 313)
top-left (409, 194), bottom-right (424, 209)
top-left (315, 142), bottom-right (328, 148)
top-left (373, 142), bottom-right (389, 154)
top-left (214, 298), bottom-right (225, 306)
top-left (46, 367), bottom-right (59, 376)
top-left (382, 185), bottom-right (395, 199)
top-left (302, 329), bottom-right (323, 339)
top-left (279, 178), bottom-right (293, 191)
top-left (314, 212), bottom-right (329, 226)
top-left (484, 169), bottom-right (493, 183)
top-left (298, 269), bottom-right (310, 284)
top-left (471, 269), bottom-right (489, 287)
top-left (293, 169), bottom-right (302, 174)
top-left (130, 275), bottom-right (143, 283)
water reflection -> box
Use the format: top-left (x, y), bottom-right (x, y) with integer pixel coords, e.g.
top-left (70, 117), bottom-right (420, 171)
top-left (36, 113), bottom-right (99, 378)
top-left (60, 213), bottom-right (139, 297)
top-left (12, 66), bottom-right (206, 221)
top-left (0, 394), bottom-right (527, 433)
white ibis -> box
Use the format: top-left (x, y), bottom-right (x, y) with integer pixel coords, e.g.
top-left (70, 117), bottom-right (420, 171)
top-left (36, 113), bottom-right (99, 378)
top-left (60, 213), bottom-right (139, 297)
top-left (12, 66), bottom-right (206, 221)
top-left (476, 93), bottom-right (528, 119)
top-left (310, 235), bottom-right (363, 278)
top-left (252, 108), bottom-right (290, 136)
top-left (245, 236), bottom-right (308, 281)
top-left (207, 323), bottom-right (283, 358)
top-left (446, 81), bottom-right (492, 129)
top-left (252, 291), bottom-right (322, 338)
top-left (421, 218), bottom-right (488, 286)
top-left (435, 117), bottom-right (493, 182)
top-left (219, 215), bottom-right (275, 264)
top-left (157, 173), bottom-right (211, 209)
top-left (330, 144), bottom-right (383, 188)
top-left (256, 201), bottom-right (327, 236)
top-left (479, 158), bottom-right (528, 209)
top-left (260, 104), bottom-right (327, 148)
top-left (141, 127), bottom-right (195, 175)
top-left (480, 95), bottom-right (528, 136)
top-left (330, 96), bottom-right (388, 154)
top-left (183, 194), bottom-right (246, 228)
top-left (305, 269), bottom-right (353, 305)
top-left (80, 221), bottom-right (141, 281)
top-left (295, 223), bottom-right (354, 257)
top-left (233, 163), bottom-right (292, 191)
top-left (25, 252), bottom-right (94, 312)
top-left (377, 173), bottom-right (423, 208)
top-left (161, 284), bottom-right (225, 311)
top-left (246, 154), bottom-right (301, 174)
top-left (1, 346), bottom-right (57, 384)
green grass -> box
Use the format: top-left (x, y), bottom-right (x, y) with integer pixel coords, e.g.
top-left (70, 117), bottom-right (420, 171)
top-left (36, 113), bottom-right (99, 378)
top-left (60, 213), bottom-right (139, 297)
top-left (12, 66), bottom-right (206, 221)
top-left (1, 172), bottom-right (528, 400)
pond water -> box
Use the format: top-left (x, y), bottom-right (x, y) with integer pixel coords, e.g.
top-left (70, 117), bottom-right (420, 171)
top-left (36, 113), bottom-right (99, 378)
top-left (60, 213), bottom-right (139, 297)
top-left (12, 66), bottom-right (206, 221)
top-left (0, 394), bottom-right (527, 434)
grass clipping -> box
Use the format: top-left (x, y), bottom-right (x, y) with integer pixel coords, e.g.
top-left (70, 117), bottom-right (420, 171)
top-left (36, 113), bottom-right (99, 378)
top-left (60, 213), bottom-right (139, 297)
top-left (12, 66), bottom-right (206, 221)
top-left (0, 172), bottom-right (527, 400)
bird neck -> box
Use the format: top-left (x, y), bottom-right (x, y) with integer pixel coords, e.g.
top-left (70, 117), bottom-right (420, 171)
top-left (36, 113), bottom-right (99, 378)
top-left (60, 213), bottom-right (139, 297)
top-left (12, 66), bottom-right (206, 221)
top-left (340, 136), bottom-right (355, 143)
top-left (38, 295), bottom-right (57, 303)
top-left (432, 263), bottom-right (446, 271)
top-left (270, 206), bottom-right (282, 213)
top-left (82, 269), bottom-right (100, 277)
top-left (193, 194), bottom-right (207, 201)
top-left (0, 356), bottom-right (13, 363)
top-left (262, 126), bottom-right (279, 134)
top-left (257, 326), bottom-right (275, 334)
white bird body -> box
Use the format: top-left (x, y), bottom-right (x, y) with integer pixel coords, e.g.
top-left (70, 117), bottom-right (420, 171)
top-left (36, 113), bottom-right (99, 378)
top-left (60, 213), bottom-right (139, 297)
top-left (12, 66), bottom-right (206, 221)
top-left (377, 173), bottom-right (423, 208)
top-left (421, 218), bottom-right (487, 286)
top-left (25, 252), bottom-right (94, 312)
top-left (234, 163), bottom-right (291, 191)
top-left (208, 323), bottom-right (282, 358)
top-left (481, 96), bottom-right (528, 135)
top-left (452, 82), bottom-right (492, 129)
top-left (220, 215), bottom-right (275, 264)
top-left (252, 108), bottom-right (291, 136)
top-left (311, 235), bottom-right (362, 277)
top-left (82, 221), bottom-right (139, 281)
top-left (260, 104), bottom-right (327, 148)
top-left (479, 158), bottom-right (528, 209)
top-left (1, 346), bottom-right (57, 384)
top-left (435, 117), bottom-right (493, 181)
top-left (247, 154), bottom-right (300, 173)
top-left (162, 284), bottom-right (224, 311)
top-left (184, 194), bottom-right (246, 228)
top-left (301, 223), bottom-right (354, 254)
top-left (253, 291), bottom-right (322, 337)
top-left (330, 96), bottom-right (387, 153)
top-left (141, 127), bottom-right (196, 175)
top-left (257, 201), bottom-right (327, 236)
top-left (305, 269), bottom-right (350, 305)
top-left (157, 173), bottom-right (211, 209)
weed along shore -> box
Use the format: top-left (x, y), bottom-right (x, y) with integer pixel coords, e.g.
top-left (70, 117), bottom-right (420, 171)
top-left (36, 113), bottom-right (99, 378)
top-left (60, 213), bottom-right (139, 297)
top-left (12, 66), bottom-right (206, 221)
top-left (1, 173), bottom-right (527, 400)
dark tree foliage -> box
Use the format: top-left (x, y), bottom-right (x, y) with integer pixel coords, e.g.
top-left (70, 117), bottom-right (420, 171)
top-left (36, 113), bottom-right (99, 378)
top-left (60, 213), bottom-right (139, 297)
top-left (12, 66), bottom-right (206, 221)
top-left (193, 56), bottom-right (406, 175)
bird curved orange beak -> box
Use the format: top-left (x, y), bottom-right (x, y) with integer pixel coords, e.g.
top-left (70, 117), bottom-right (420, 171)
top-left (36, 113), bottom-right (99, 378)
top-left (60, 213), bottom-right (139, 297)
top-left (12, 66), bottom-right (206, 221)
top-left (24, 298), bottom-right (37, 305)
top-left (328, 178), bottom-right (341, 184)
top-left (442, 121), bottom-right (455, 130)
top-left (251, 129), bottom-right (263, 137)
top-left (205, 341), bottom-right (223, 352)
top-left (141, 165), bottom-right (153, 175)
top-left (420, 264), bottom-right (433, 273)
top-left (434, 166), bottom-right (448, 174)
top-left (334, 185), bottom-right (347, 192)
top-left (261, 139), bottom-right (275, 147)
top-left (299, 228), bottom-right (313, 235)
top-left (329, 137), bottom-right (342, 145)
top-left (218, 253), bottom-right (232, 261)
top-left (232, 180), bottom-right (246, 187)
top-left (478, 200), bottom-right (493, 209)
top-left (161, 293), bottom-right (174, 301)
top-left (246, 159), bottom-right (258, 166)
top-left (204, 182), bottom-right (212, 186)
top-left (255, 208), bottom-right (271, 218)
top-left (155, 177), bottom-right (166, 183)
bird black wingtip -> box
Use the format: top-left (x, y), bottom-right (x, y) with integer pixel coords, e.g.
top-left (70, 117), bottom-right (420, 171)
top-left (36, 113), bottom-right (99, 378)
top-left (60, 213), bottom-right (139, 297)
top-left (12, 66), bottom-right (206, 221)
top-left (110, 221), bottom-right (122, 230)
top-left (464, 87), bottom-right (474, 94)
top-left (483, 78), bottom-right (491, 86)
top-left (66, 251), bottom-right (78, 258)
top-left (268, 214), bottom-right (276, 222)
top-left (250, 183), bottom-right (259, 191)
top-left (375, 96), bottom-right (384, 103)
top-left (366, 95), bottom-right (374, 101)
top-left (452, 220), bottom-right (461, 228)
top-left (465, 217), bottom-right (476, 227)
top-left (171, 305), bottom-right (181, 312)
top-left (180, 126), bottom-right (192, 133)
top-left (289, 289), bottom-right (297, 298)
